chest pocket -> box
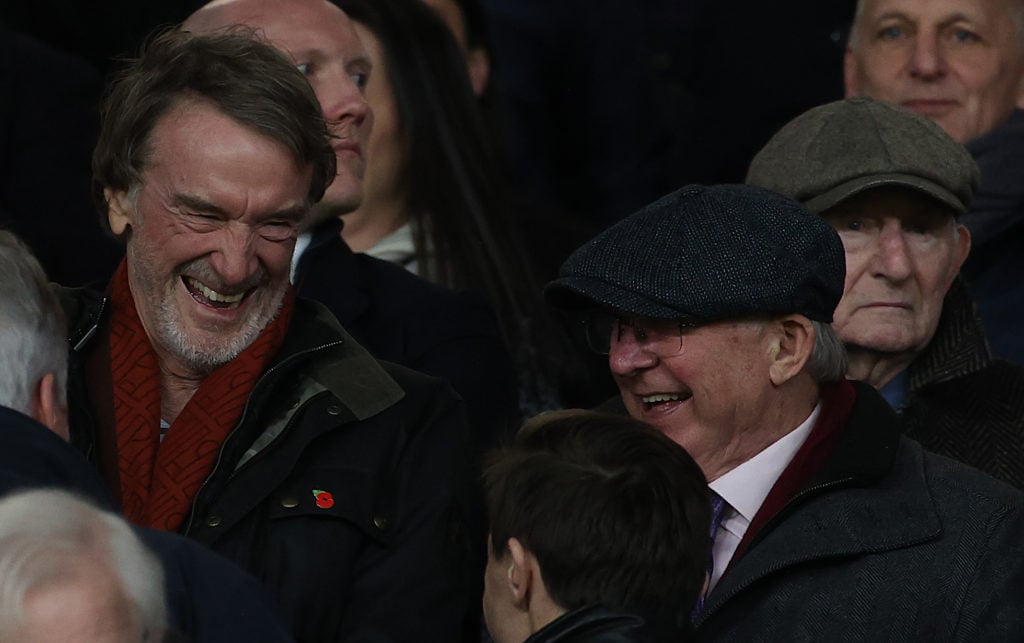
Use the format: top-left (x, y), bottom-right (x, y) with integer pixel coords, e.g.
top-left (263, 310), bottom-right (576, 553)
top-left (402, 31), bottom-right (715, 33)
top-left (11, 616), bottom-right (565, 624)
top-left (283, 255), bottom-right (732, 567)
top-left (267, 467), bottom-right (394, 549)
top-left (257, 468), bottom-right (397, 630)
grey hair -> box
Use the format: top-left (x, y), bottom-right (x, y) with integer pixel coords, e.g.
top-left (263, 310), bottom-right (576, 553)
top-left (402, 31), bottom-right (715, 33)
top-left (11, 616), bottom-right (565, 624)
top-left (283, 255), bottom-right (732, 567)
top-left (848, 0), bottom-right (1024, 50)
top-left (0, 231), bottom-right (68, 416)
top-left (805, 320), bottom-right (848, 383)
top-left (0, 489), bottom-right (167, 638)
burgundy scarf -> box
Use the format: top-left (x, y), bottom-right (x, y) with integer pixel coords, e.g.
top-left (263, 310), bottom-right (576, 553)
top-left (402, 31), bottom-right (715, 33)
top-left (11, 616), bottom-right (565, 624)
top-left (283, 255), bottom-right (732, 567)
top-left (730, 379), bottom-right (857, 563)
top-left (105, 261), bottom-right (292, 531)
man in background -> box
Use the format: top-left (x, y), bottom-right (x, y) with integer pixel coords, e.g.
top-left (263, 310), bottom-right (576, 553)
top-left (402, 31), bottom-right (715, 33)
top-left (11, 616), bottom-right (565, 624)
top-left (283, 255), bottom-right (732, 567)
top-left (545, 183), bottom-right (1024, 640)
top-left (185, 0), bottom-right (520, 449)
top-left (844, 0), bottom-right (1024, 364)
top-left (748, 96), bottom-right (1024, 489)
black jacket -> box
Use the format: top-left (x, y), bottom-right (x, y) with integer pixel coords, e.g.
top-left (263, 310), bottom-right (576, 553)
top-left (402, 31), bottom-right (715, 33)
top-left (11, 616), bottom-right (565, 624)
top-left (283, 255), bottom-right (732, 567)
top-left (62, 288), bottom-right (476, 642)
top-left (696, 383), bottom-right (1024, 641)
top-left (525, 605), bottom-right (681, 643)
top-left (296, 220), bottom-right (520, 453)
top-left (0, 405), bottom-right (294, 642)
top-left (900, 277), bottom-right (1024, 489)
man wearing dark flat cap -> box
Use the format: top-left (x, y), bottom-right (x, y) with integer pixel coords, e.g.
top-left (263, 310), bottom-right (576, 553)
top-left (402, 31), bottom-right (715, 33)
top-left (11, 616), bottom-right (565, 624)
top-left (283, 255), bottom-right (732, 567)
top-left (748, 97), bottom-right (1024, 491)
top-left (545, 183), bottom-right (1024, 641)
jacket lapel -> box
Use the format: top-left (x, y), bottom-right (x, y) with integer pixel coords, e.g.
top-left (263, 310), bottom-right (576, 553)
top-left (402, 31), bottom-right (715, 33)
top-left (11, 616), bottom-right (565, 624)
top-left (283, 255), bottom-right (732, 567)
top-left (703, 444), bottom-right (941, 619)
top-left (699, 383), bottom-right (942, 622)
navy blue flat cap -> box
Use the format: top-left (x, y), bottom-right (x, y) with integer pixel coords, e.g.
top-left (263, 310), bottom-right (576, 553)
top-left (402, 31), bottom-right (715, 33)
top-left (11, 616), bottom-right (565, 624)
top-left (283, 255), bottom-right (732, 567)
top-left (544, 184), bottom-right (846, 323)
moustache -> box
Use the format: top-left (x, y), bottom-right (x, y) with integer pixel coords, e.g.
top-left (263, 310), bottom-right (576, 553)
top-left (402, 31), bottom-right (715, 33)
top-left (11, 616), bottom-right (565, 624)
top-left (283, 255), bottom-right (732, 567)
top-left (177, 258), bottom-right (269, 295)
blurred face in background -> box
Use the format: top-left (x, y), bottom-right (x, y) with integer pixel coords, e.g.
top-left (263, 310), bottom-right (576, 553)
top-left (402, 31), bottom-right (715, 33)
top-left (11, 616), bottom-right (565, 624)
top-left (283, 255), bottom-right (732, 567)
top-left (185, 0), bottom-right (374, 217)
top-left (845, 0), bottom-right (1024, 142)
top-left (340, 21), bottom-right (409, 251)
top-left (419, 0), bottom-right (491, 95)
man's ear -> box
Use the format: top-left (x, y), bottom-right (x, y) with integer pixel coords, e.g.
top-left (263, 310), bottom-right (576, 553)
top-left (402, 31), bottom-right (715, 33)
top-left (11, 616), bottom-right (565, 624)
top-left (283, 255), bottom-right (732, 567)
top-left (767, 315), bottom-right (814, 386)
top-left (505, 537), bottom-right (533, 608)
top-left (843, 47), bottom-right (860, 98)
top-left (952, 222), bottom-right (971, 273)
top-left (105, 187), bottom-right (134, 236)
top-left (32, 373), bottom-right (69, 441)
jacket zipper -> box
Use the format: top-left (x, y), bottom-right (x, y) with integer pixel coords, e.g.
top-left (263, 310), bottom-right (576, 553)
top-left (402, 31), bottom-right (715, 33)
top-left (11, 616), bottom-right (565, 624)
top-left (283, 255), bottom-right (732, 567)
top-left (182, 339), bottom-right (344, 535)
top-left (69, 296), bottom-right (108, 462)
top-left (71, 296), bottom-right (107, 352)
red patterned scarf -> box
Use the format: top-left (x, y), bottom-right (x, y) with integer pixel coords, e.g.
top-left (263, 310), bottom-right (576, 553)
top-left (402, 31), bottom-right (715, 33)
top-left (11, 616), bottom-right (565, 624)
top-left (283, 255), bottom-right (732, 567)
top-left (107, 260), bottom-right (293, 531)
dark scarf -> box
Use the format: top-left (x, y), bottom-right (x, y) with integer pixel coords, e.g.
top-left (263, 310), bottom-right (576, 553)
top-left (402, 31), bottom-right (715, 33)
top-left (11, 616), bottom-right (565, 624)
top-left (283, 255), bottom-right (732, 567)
top-left (963, 108), bottom-right (1024, 247)
top-left (103, 260), bottom-right (292, 531)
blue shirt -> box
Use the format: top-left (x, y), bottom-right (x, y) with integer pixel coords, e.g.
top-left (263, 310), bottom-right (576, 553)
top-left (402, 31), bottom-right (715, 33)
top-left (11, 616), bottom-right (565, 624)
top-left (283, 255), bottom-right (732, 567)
top-left (880, 370), bottom-right (909, 411)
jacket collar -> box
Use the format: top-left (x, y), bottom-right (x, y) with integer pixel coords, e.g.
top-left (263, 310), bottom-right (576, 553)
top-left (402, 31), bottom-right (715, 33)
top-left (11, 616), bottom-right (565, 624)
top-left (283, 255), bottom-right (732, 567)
top-left (907, 275), bottom-right (992, 392)
top-left (177, 298), bottom-right (405, 538)
top-left (0, 405), bottom-right (115, 509)
top-left (294, 218), bottom-right (370, 327)
top-left (268, 297), bottom-right (404, 420)
top-left (699, 383), bottom-right (939, 622)
top-left (525, 604), bottom-right (673, 642)
top-left (807, 381), bottom-right (898, 485)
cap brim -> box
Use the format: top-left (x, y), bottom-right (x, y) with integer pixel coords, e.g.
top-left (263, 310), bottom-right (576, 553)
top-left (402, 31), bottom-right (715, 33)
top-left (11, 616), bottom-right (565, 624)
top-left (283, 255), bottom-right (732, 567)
top-left (544, 276), bottom-right (687, 319)
top-left (803, 174), bottom-right (967, 215)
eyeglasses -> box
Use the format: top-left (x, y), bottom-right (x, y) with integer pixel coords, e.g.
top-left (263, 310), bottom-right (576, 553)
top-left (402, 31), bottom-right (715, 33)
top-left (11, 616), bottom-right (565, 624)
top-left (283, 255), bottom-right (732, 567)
top-left (584, 313), bottom-right (699, 356)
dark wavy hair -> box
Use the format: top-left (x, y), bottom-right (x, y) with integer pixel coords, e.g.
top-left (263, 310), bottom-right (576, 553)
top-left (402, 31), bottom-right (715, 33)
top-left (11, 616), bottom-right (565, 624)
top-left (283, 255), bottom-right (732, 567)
top-left (92, 28), bottom-right (336, 226)
top-left (484, 409), bottom-right (711, 627)
top-left (336, 0), bottom-right (573, 409)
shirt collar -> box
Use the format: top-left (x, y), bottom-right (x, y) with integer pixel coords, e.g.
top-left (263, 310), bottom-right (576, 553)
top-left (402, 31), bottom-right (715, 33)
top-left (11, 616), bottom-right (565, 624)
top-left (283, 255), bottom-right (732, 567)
top-left (710, 402), bottom-right (822, 523)
top-left (879, 370), bottom-right (909, 411)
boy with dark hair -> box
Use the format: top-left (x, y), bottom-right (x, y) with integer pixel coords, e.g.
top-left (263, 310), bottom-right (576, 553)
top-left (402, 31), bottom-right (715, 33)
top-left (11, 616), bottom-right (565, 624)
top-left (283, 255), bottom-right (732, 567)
top-left (482, 409), bottom-right (710, 642)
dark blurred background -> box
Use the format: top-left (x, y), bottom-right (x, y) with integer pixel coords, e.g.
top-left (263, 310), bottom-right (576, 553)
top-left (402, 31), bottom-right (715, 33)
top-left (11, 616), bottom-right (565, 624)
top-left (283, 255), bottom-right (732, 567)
top-left (0, 0), bottom-right (857, 286)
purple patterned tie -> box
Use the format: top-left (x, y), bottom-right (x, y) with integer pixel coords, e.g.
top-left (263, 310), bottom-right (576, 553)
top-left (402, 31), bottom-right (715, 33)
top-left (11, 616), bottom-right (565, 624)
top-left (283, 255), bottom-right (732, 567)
top-left (692, 490), bottom-right (727, 620)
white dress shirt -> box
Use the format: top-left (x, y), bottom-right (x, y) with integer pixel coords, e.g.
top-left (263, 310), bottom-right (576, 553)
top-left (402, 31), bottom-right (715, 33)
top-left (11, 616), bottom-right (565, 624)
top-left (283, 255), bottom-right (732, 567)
top-left (366, 222), bottom-right (418, 271)
top-left (707, 402), bottom-right (822, 591)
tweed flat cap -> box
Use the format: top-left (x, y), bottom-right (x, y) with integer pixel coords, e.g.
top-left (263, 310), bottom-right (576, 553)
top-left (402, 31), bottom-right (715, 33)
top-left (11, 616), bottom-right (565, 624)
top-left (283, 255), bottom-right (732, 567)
top-left (544, 184), bottom-right (845, 322)
top-left (746, 97), bottom-right (979, 214)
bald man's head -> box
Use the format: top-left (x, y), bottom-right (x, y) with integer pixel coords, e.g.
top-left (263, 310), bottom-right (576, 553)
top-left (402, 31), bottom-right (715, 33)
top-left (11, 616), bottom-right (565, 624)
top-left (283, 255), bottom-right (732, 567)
top-left (186, 0), bottom-right (374, 220)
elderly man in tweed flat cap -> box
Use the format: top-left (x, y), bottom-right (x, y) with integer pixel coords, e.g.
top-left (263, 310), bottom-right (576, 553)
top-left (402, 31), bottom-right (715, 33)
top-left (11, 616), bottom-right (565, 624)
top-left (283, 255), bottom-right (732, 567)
top-left (843, 0), bottom-right (1024, 367)
top-left (545, 183), bottom-right (1024, 641)
top-left (748, 97), bottom-right (1024, 491)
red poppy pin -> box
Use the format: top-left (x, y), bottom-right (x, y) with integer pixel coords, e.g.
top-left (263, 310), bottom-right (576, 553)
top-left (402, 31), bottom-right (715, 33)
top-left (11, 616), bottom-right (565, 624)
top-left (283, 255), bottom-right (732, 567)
top-left (312, 489), bottom-right (335, 509)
